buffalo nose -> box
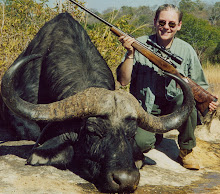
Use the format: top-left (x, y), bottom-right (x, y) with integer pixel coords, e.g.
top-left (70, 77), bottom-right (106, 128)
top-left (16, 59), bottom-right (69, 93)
top-left (111, 169), bottom-right (140, 192)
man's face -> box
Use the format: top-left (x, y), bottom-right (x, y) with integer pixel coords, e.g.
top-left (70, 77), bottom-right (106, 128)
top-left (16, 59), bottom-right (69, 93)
top-left (154, 10), bottom-right (182, 43)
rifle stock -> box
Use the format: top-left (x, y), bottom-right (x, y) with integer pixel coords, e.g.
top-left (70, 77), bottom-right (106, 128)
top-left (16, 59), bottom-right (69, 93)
top-left (182, 77), bottom-right (218, 116)
top-left (70, 0), bottom-right (218, 116)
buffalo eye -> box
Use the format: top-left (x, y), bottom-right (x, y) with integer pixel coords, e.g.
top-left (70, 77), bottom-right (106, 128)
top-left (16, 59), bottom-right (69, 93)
top-left (86, 125), bottom-right (103, 138)
top-left (86, 116), bottom-right (109, 138)
top-left (125, 130), bottom-right (137, 140)
top-left (124, 115), bottom-right (137, 122)
top-left (123, 116), bottom-right (137, 139)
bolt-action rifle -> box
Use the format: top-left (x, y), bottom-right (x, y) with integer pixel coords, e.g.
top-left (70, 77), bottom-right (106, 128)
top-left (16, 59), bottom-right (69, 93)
top-left (69, 0), bottom-right (218, 116)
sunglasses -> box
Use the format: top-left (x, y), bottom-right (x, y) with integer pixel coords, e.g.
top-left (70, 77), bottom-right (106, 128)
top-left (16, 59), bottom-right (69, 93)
top-left (158, 20), bottom-right (177, 28)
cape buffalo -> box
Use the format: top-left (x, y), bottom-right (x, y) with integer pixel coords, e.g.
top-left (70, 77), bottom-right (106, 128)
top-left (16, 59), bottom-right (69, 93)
top-left (0, 12), bottom-right (194, 193)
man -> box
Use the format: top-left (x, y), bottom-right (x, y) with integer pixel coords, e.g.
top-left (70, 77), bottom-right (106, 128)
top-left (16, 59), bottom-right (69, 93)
top-left (117, 4), bottom-right (218, 170)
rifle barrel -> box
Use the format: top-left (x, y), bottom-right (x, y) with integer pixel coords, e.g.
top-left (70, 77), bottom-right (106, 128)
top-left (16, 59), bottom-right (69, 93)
top-left (69, 0), bottom-right (113, 27)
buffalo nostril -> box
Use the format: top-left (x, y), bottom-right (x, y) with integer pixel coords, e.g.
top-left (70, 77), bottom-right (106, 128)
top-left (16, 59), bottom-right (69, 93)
top-left (112, 170), bottom-right (140, 191)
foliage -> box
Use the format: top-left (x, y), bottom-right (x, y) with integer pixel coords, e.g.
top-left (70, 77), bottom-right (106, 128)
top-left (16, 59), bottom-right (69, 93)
top-left (209, 2), bottom-right (220, 26)
top-left (179, 0), bottom-right (205, 12)
top-left (86, 13), bottom-right (132, 75)
top-left (84, 5), bottom-right (154, 78)
top-left (84, 9), bottom-right (153, 79)
top-left (177, 13), bottom-right (220, 63)
top-left (0, 0), bottom-right (85, 77)
top-left (179, 0), bottom-right (220, 27)
top-left (210, 41), bottom-right (220, 64)
top-left (0, 0), bottom-right (56, 75)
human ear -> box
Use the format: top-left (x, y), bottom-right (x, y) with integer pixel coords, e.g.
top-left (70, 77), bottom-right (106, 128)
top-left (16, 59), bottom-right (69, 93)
top-left (177, 21), bottom-right (182, 31)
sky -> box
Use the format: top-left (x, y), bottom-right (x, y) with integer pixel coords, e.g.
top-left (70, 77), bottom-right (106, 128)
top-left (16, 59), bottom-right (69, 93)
top-left (45, 0), bottom-right (220, 13)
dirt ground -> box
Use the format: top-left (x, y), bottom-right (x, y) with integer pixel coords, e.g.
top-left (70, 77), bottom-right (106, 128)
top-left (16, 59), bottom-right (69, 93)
top-left (0, 108), bottom-right (220, 194)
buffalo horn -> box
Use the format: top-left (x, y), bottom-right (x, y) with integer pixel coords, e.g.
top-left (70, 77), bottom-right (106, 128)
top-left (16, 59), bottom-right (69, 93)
top-left (1, 55), bottom-right (194, 133)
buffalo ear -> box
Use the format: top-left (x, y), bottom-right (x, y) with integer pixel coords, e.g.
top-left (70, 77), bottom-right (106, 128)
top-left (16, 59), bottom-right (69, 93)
top-left (27, 135), bottom-right (76, 168)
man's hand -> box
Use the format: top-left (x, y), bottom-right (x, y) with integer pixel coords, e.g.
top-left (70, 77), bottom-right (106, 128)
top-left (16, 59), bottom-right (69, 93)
top-left (119, 35), bottom-right (135, 55)
top-left (209, 96), bottom-right (219, 112)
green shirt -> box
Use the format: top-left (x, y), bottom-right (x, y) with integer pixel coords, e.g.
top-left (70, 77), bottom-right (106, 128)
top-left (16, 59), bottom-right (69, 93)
top-left (129, 34), bottom-right (209, 113)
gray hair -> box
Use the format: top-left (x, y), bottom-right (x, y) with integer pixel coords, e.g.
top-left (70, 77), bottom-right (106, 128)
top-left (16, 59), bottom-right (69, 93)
top-left (155, 4), bottom-right (183, 22)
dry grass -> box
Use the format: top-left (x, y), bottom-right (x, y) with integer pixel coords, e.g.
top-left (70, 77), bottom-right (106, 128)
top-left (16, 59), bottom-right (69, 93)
top-left (203, 64), bottom-right (220, 98)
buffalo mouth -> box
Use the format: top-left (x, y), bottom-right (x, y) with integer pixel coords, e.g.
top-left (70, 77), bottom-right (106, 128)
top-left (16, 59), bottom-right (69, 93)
top-left (83, 168), bottom-right (140, 193)
top-left (70, 152), bottom-right (140, 193)
top-left (105, 169), bottom-right (140, 193)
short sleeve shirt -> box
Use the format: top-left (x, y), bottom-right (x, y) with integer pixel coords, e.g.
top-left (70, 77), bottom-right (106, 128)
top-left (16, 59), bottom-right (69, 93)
top-left (129, 34), bottom-right (209, 113)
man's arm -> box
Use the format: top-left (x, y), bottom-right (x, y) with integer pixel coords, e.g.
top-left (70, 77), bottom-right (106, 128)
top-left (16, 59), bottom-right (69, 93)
top-left (117, 36), bottom-right (135, 86)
